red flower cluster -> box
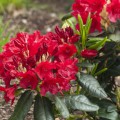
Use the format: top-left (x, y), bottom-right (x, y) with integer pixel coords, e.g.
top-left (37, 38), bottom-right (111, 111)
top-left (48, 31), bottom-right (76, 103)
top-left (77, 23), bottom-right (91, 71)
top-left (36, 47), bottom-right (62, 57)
top-left (81, 49), bottom-right (98, 59)
top-left (72, 0), bottom-right (106, 32)
top-left (0, 27), bottom-right (79, 102)
top-left (106, 0), bottom-right (120, 22)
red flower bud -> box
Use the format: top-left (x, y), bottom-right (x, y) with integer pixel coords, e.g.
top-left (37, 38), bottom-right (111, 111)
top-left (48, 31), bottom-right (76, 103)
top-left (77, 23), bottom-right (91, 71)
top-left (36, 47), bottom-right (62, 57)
top-left (81, 49), bottom-right (98, 59)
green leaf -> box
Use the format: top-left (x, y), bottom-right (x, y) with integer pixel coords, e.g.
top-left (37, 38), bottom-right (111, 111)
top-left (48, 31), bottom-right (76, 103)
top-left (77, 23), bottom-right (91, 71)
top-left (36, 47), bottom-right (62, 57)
top-left (116, 87), bottom-right (120, 109)
top-left (15, 88), bottom-right (23, 96)
top-left (108, 65), bottom-right (120, 76)
top-left (62, 12), bottom-right (72, 21)
top-left (85, 14), bottom-right (92, 35)
top-left (88, 37), bottom-right (107, 50)
top-left (54, 96), bottom-right (69, 118)
top-left (9, 91), bottom-right (33, 120)
top-left (97, 100), bottom-right (118, 120)
top-left (88, 37), bottom-right (105, 42)
top-left (94, 68), bottom-right (108, 76)
top-left (99, 108), bottom-right (118, 120)
top-left (109, 31), bottom-right (120, 42)
top-left (63, 17), bottom-right (78, 34)
top-left (91, 63), bottom-right (98, 75)
top-left (34, 95), bottom-right (54, 120)
top-left (81, 26), bottom-right (86, 48)
top-left (87, 38), bottom-right (110, 46)
top-left (62, 95), bottom-right (99, 112)
top-left (117, 115), bottom-right (120, 120)
top-left (77, 72), bottom-right (108, 99)
top-left (88, 97), bottom-right (119, 120)
top-left (66, 19), bottom-right (76, 33)
top-left (78, 14), bottom-right (84, 35)
top-left (77, 62), bottom-right (94, 68)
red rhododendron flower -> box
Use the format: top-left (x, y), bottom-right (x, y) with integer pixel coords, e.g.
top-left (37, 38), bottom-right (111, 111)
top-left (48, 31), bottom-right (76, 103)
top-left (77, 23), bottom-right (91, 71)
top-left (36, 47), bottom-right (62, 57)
top-left (40, 77), bottom-right (60, 96)
top-left (81, 49), bottom-right (98, 59)
top-left (0, 85), bottom-right (17, 104)
top-left (56, 43), bottom-right (77, 61)
top-left (35, 61), bottom-right (56, 80)
top-left (20, 70), bottom-right (38, 89)
top-left (106, 0), bottom-right (120, 22)
top-left (40, 77), bottom-right (69, 96)
top-left (56, 58), bottom-right (78, 80)
top-left (72, 0), bottom-right (106, 32)
top-left (0, 27), bottom-right (78, 99)
top-left (90, 15), bottom-right (102, 32)
top-left (55, 26), bottom-right (79, 44)
top-left (4, 85), bottom-right (17, 104)
top-left (86, 0), bottom-right (106, 13)
top-left (40, 77), bottom-right (70, 96)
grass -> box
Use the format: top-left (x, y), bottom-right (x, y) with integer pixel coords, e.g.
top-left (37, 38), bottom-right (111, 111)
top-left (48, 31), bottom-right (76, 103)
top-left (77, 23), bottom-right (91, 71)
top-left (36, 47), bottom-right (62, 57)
top-left (0, 0), bottom-right (29, 13)
top-left (0, 15), bottom-right (27, 52)
top-left (0, 18), bottom-right (11, 52)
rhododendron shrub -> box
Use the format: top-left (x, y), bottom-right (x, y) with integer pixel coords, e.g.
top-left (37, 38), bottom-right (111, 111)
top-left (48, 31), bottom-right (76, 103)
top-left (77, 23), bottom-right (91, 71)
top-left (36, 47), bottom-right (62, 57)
top-left (0, 0), bottom-right (120, 120)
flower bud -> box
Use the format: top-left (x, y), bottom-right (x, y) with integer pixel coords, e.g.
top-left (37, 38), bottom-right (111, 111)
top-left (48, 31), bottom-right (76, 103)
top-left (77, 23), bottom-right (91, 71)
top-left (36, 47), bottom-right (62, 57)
top-left (81, 49), bottom-right (98, 59)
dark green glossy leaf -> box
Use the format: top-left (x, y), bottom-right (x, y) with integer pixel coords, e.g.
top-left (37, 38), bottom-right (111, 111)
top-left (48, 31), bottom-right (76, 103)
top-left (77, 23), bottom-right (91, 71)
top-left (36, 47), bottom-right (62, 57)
top-left (117, 115), bottom-right (120, 120)
top-left (77, 72), bottom-right (108, 99)
top-left (98, 109), bottom-right (118, 120)
top-left (77, 62), bottom-right (94, 68)
top-left (89, 98), bottom-right (119, 120)
top-left (106, 65), bottom-right (120, 76)
top-left (9, 91), bottom-right (33, 120)
top-left (54, 96), bottom-right (69, 118)
top-left (34, 95), bottom-right (54, 120)
top-left (61, 12), bottom-right (72, 21)
top-left (62, 95), bottom-right (99, 112)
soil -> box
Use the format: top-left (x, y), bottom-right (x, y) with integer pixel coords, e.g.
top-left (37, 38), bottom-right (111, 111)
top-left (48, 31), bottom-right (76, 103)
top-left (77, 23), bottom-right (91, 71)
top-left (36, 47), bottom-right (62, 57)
top-left (3, 0), bottom-right (73, 34)
top-left (0, 0), bottom-right (73, 120)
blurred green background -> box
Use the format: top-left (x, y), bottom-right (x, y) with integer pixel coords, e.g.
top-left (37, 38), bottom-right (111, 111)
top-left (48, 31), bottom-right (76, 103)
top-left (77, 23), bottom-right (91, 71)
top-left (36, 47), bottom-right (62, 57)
top-left (0, 0), bottom-right (28, 13)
